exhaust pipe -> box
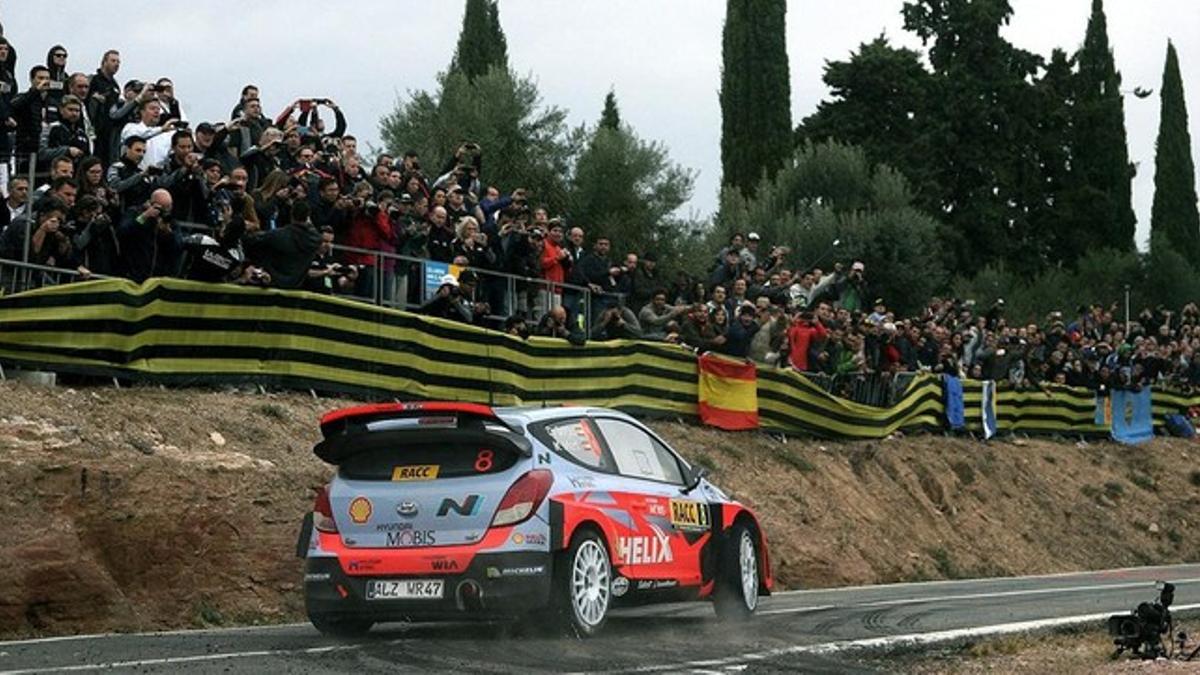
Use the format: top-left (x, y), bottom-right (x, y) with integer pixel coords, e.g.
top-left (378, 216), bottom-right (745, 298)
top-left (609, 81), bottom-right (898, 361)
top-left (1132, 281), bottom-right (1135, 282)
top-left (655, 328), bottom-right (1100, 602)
top-left (457, 579), bottom-right (484, 611)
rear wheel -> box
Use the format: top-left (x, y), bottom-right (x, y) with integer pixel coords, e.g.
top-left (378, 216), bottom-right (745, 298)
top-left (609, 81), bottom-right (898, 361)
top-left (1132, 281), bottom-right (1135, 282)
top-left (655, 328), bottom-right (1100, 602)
top-left (309, 613), bottom-right (374, 638)
top-left (552, 529), bottom-right (612, 637)
top-left (713, 522), bottom-right (759, 620)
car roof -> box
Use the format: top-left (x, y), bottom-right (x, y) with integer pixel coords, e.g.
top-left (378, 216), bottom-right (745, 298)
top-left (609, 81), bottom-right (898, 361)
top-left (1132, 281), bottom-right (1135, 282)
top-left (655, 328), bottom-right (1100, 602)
top-left (494, 405), bottom-right (634, 428)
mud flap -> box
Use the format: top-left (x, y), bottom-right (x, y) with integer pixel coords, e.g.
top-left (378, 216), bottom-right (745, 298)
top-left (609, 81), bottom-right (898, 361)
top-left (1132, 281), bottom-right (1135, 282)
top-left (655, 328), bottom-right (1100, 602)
top-left (295, 512), bottom-right (314, 558)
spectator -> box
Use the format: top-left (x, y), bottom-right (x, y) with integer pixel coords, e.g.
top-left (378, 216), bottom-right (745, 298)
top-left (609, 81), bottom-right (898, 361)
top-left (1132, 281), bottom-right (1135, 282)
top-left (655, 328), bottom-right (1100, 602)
top-left (68, 194), bottom-right (121, 276)
top-left (786, 310), bottom-right (828, 372)
top-left (120, 98), bottom-right (181, 169)
top-left (536, 305), bottom-right (571, 339)
top-left (117, 188), bottom-right (181, 282)
top-left (591, 305), bottom-right (642, 341)
top-left (0, 176), bottom-right (29, 233)
top-left (106, 135), bottom-right (152, 211)
top-left (0, 195), bottom-right (72, 264)
top-left (86, 50), bottom-right (121, 163)
top-left (40, 94), bottom-right (89, 167)
top-left (242, 199), bottom-right (322, 289)
top-left (639, 289), bottom-right (689, 340)
top-left (539, 222), bottom-right (568, 311)
top-left (631, 252), bottom-right (661, 310)
top-left (11, 65), bottom-right (58, 176)
top-left (304, 225), bottom-right (357, 295)
top-left (721, 305), bottom-right (761, 358)
top-left (679, 303), bottom-right (726, 352)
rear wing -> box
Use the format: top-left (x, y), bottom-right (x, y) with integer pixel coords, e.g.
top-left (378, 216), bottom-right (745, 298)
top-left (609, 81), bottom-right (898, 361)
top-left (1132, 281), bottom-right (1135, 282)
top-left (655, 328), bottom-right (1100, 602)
top-left (314, 401), bottom-right (532, 465)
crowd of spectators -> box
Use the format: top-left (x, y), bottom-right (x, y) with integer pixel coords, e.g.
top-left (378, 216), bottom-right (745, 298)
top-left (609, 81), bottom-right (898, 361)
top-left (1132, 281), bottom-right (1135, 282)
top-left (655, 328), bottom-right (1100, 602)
top-left (0, 35), bottom-right (1197, 394)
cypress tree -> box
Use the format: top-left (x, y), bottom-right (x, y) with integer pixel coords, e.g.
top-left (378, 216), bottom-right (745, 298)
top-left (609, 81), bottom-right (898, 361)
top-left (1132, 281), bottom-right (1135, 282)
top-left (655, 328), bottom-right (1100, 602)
top-left (1150, 42), bottom-right (1200, 262)
top-left (450, 0), bottom-right (509, 81)
top-left (599, 91), bottom-right (621, 131)
top-left (1073, 0), bottom-right (1136, 251)
top-left (719, 0), bottom-right (792, 198)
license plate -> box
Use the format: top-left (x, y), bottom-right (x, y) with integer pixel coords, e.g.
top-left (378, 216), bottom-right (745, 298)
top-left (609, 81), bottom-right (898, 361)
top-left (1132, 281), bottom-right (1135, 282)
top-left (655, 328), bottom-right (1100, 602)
top-left (366, 579), bottom-right (444, 600)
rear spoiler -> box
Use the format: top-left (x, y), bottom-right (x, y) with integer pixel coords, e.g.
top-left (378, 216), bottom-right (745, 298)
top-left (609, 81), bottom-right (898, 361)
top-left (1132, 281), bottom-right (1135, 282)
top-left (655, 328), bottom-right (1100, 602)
top-left (314, 401), bottom-right (532, 465)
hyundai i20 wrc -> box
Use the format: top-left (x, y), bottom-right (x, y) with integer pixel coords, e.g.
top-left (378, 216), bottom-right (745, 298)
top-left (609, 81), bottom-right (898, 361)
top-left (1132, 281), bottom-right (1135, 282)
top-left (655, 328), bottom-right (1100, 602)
top-left (297, 401), bottom-right (772, 637)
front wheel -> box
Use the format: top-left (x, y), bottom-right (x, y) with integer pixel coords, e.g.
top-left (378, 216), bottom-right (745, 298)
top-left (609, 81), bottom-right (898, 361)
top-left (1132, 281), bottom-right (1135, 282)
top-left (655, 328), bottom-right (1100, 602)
top-left (309, 613), bottom-right (374, 638)
top-left (713, 522), bottom-right (759, 620)
top-left (551, 529), bottom-right (612, 637)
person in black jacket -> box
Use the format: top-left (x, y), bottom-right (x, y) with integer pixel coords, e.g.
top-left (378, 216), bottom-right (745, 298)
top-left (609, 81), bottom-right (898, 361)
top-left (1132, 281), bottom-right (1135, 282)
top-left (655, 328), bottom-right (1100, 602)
top-left (66, 194), bottom-right (121, 277)
top-left (241, 200), bottom-right (321, 289)
top-left (39, 94), bottom-right (89, 166)
top-left (106, 136), bottom-right (152, 211)
top-left (86, 50), bottom-right (121, 163)
top-left (0, 38), bottom-right (17, 178)
top-left (117, 188), bottom-right (181, 282)
top-left (11, 66), bottom-right (58, 177)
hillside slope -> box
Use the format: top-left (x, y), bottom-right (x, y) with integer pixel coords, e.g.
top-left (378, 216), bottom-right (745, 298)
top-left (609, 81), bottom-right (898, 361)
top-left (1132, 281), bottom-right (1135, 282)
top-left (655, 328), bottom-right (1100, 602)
top-left (1, 380), bottom-right (1197, 637)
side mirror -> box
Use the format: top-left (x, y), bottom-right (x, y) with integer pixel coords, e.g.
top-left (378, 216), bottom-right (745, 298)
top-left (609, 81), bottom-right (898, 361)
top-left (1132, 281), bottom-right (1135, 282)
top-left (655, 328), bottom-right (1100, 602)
top-left (682, 464), bottom-right (710, 494)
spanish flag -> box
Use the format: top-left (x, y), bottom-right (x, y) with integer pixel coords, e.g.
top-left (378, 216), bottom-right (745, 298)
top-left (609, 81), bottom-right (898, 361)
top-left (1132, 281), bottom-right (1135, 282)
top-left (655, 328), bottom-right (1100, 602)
top-left (698, 353), bottom-right (759, 430)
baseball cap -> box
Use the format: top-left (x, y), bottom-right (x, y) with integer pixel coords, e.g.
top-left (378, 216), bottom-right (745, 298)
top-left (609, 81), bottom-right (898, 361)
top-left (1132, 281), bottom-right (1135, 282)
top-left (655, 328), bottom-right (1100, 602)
top-left (439, 273), bottom-right (459, 288)
top-left (448, 185), bottom-right (464, 194)
top-left (195, 122), bottom-right (216, 135)
top-left (747, 232), bottom-right (761, 241)
top-left (851, 261), bottom-right (865, 271)
top-left (457, 270), bottom-right (479, 285)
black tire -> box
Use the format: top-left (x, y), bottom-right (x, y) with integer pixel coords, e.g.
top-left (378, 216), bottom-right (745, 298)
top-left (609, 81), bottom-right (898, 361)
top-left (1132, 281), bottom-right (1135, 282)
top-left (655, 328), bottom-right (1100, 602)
top-left (550, 528), bottom-right (612, 637)
top-left (309, 613), bottom-right (374, 638)
top-left (713, 522), bottom-right (760, 620)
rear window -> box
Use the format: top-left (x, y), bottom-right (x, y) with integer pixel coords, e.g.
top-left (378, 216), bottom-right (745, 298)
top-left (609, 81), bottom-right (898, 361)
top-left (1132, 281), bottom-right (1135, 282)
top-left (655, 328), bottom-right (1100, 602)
top-left (339, 441), bottom-right (518, 481)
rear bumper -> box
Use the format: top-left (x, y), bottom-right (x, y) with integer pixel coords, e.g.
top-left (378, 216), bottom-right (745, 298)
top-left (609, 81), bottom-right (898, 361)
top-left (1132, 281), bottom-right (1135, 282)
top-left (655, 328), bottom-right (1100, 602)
top-left (304, 551), bottom-right (553, 621)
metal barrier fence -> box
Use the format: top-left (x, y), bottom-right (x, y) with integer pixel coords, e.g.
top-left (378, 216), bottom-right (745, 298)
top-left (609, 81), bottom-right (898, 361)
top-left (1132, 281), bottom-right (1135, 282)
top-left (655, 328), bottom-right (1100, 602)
top-left (0, 258), bottom-right (103, 296)
top-left (801, 370), bottom-right (921, 408)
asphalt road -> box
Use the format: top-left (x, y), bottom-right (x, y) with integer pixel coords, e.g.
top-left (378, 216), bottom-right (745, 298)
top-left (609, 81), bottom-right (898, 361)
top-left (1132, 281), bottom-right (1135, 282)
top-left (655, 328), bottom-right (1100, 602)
top-left (4, 563), bottom-right (1199, 674)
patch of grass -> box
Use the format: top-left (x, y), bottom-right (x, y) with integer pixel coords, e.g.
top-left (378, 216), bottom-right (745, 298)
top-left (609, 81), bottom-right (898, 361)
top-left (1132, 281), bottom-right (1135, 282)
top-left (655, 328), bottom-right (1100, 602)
top-left (192, 600), bottom-right (225, 627)
top-left (1168, 529), bottom-right (1184, 546)
top-left (1081, 484), bottom-right (1103, 504)
top-left (950, 461), bottom-right (976, 486)
top-left (1103, 481), bottom-right (1125, 499)
top-left (253, 403), bottom-right (289, 421)
top-left (1190, 470), bottom-right (1200, 487)
top-left (776, 447), bottom-right (815, 473)
top-left (1129, 471), bottom-right (1157, 492)
top-left (719, 443), bottom-right (745, 461)
top-left (1042, 454), bottom-right (1058, 465)
top-left (929, 547), bottom-right (962, 579)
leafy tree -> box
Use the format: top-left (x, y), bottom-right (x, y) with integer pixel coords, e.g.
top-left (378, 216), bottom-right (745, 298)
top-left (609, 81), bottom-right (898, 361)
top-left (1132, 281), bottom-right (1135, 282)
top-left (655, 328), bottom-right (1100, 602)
top-left (449, 0), bottom-right (508, 82)
top-left (1072, 0), bottom-right (1136, 252)
top-left (1150, 42), bottom-right (1200, 264)
top-left (717, 141), bottom-right (946, 316)
top-left (599, 91), bottom-right (621, 131)
top-left (379, 69), bottom-right (572, 207)
top-left (566, 92), bottom-right (695, 259)
top-left (719, 0), bottom-right (792, 198)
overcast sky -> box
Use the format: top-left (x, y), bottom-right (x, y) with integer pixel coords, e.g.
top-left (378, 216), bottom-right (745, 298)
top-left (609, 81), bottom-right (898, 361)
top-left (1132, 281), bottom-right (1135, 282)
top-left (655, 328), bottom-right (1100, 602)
top-left (5, 1), bottom-right (1197, 248)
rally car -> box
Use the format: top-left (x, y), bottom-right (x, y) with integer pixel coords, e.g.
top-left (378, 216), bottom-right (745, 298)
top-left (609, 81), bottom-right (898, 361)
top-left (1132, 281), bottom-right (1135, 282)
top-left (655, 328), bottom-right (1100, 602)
top-left (297, 401), bottom-right (772, 637)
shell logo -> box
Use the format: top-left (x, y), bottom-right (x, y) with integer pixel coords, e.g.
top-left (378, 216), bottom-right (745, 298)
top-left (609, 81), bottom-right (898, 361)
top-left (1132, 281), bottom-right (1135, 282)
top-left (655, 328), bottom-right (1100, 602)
top-left (348, 497), bottom-right (373, 524)
top-left (512, 532), bottom-right (525, 544)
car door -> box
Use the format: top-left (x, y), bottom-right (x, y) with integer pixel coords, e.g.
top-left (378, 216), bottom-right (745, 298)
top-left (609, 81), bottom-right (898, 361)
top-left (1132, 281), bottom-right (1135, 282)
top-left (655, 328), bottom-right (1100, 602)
top-left (590, 416), bottom-right (709, 589)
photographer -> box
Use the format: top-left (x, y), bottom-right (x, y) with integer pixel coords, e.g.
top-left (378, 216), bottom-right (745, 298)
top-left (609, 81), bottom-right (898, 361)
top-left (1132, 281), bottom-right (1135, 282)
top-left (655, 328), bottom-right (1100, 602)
top-left (786, 309), bottom-right (828, 372)
top-left (591, 305), bottom-right (643, 341)
top-left (66, 194), bottom-right (120, 277)
top-left (0, 196), bottom-right (71, 266)
top-left (304, 225), bottom-right (358, 295)
top-left (119, 97), bottom-right (183, 169)
top-left (239, 127), bottom-right (285, 192)
top-left (342, 185), bottom-right (397, 303)
top-left (311, 177), bottom-right (351, 236)
top-left (157, 130), bottom-right (208, 223)
top-left (117, 189), bottom-right (182, 283)
top-left (252, 169), bottom-right (299, 230)
top-left (241, 200), bottom-right (322, 289)
top-left (11, 65), bottom-right (59, 177)
top-left (829, 260), bottom-right (869, 312)
top-left (434, 142), bottom-right (483, 196)
top-left (179, 196), bottom-right (247, 284)
top-left (419, 272), bottom-right (487, 325)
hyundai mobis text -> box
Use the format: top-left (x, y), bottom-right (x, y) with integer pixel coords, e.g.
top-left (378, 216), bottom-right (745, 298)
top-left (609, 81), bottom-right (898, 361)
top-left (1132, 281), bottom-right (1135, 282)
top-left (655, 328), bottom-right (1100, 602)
top-left (298, 402), bottom-right (772, 637)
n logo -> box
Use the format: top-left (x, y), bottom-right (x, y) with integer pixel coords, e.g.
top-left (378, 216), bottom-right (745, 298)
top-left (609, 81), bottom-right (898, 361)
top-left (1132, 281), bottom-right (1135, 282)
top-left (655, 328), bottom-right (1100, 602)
top-left (437, 495), bottom-right (481, 517)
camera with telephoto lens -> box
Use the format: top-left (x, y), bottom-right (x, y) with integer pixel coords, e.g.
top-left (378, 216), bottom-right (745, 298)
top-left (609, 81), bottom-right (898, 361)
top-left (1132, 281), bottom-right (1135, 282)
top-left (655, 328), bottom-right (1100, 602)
top-left (1108, 581), bottom-right (1175, 659)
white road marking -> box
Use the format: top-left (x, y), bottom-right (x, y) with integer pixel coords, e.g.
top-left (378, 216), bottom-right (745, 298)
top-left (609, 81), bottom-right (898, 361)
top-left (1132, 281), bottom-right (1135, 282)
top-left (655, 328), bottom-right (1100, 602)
top-left (0, 622), bottom-right (309, 647)
top-left (761, 578), bottom-right (1200, 615)
top-left (771, 562), bottom-right (1200, 597)
top-left (591, 602), bottom-right (1200, 674)
top-left (0, 643), bottom-right (359, 674)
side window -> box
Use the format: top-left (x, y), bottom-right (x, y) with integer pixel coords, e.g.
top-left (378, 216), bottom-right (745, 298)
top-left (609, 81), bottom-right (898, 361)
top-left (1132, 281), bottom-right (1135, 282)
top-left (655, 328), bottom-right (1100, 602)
top-left (541, 418), bottom-right (614, 472)
top-left (594, 419), bottom-right (684, 485)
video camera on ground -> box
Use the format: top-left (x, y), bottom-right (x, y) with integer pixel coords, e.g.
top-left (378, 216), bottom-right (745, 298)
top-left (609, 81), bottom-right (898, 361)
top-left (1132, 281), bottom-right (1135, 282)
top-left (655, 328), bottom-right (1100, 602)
top-left (1108, 581), bottom-right (1174, 659)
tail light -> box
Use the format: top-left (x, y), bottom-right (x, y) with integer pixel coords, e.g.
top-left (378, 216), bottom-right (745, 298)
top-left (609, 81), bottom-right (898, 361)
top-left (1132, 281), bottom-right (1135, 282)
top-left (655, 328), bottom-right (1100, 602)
top-left (313, 485), bottom-right (338, 533)
top-left (491, 470), bottom-right (553, 528)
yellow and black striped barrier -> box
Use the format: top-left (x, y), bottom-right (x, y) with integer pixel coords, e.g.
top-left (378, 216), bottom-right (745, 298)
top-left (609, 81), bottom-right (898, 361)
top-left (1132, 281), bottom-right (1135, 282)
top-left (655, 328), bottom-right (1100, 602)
top-left (2, 278), bottom-right (1198, 438)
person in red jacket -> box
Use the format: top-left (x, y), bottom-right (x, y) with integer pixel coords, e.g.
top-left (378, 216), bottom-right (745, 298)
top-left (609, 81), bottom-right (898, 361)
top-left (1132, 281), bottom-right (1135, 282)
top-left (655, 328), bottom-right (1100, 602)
top-left (342, 186), bottom-right (396, 304)
top-left (787, 311), bottom-right (828, 372)
top-left (540, 224), bottom-right (568, 312)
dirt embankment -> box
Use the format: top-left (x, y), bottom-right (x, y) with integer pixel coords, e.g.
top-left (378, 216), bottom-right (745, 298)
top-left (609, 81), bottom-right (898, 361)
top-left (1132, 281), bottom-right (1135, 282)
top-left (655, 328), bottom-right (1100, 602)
top-left (1, 380), bottom-right (1199, 638)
